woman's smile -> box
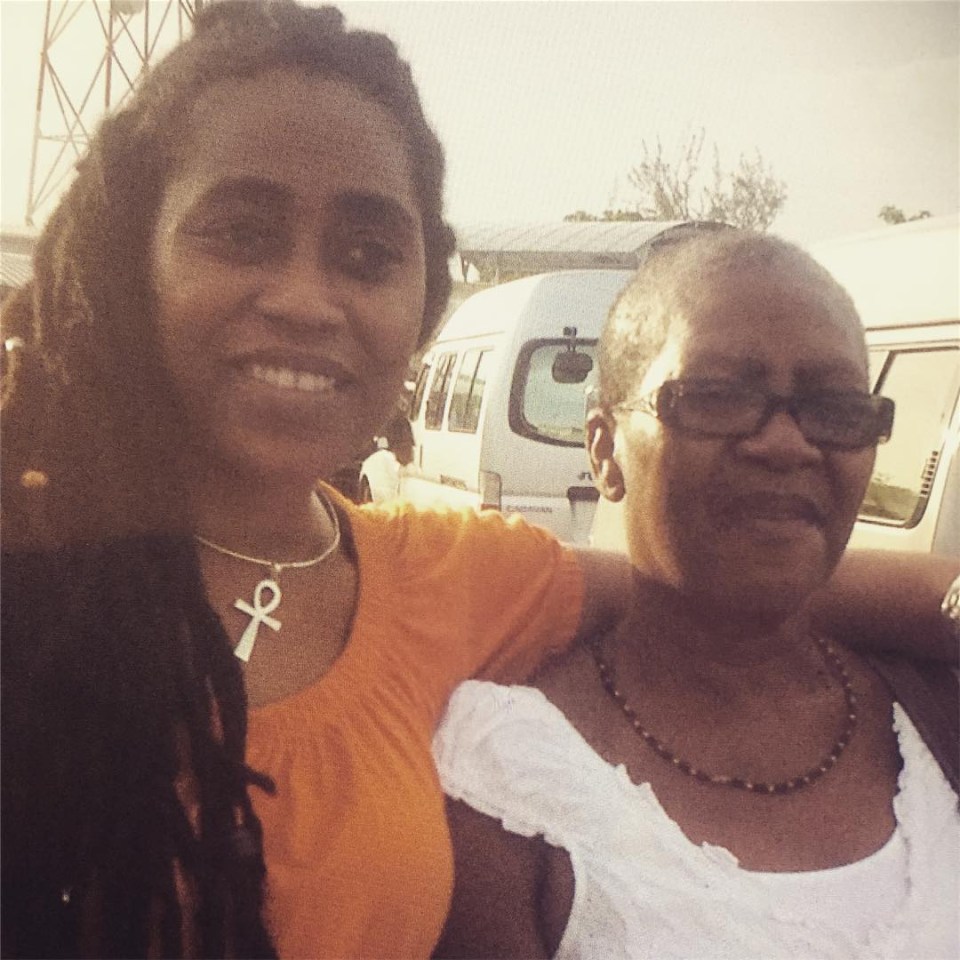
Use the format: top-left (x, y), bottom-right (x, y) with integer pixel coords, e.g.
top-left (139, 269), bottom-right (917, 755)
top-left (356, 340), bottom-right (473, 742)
top-left (247, 365), bottom-right (338, 394)
top-left (229, 361), bottom-right (347, 424)
top-left (228, 348), bottom-right (355, 401)
top-left (221, 352), bottom-right (357, 440)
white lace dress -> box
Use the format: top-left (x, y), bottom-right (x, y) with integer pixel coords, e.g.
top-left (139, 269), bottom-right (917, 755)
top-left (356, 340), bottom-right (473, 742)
top-left (434, 681), bottom-right (959, 959)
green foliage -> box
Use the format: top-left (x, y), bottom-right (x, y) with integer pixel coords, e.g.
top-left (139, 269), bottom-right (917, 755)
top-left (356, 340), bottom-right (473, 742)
top-left (878, 205), bottom-right (932, 225)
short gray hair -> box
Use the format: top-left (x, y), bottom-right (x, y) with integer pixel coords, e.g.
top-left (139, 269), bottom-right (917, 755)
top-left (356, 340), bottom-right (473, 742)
top-left (597, 229), bottom-right (864, 408)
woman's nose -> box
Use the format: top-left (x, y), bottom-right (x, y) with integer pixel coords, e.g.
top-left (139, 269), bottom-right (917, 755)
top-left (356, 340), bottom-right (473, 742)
top-left (256, 241), bottom-right (346, 330)
top-left (736, 408), bottom-right (824, 469)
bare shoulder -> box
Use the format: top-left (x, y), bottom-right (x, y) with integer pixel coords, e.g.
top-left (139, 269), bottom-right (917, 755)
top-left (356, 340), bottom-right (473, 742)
top-left (434, 798), bottom-right (553, 959)
top-left (533, 642), bottom-right (610, 740)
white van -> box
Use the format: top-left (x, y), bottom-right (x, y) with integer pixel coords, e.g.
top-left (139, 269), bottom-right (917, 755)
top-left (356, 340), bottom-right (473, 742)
top-left (811, 215), bottom-right (959, 556)
top-left (392, 268), bottom-right (634, 543)
top-left (589, 215), bottom-right (960, 558)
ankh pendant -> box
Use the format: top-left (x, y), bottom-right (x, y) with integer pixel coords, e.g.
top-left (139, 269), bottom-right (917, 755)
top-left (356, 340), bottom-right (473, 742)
top-left (233, 578), bottom-right (282, 662)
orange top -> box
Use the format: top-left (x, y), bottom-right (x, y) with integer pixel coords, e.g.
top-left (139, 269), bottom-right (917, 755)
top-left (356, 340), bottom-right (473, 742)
top-left (246, 492), bottom-right (584, 959)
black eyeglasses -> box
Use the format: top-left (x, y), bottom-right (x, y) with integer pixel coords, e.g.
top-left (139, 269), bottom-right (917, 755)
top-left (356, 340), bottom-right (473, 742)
top-left (618, 379), bottom-right (895, 450)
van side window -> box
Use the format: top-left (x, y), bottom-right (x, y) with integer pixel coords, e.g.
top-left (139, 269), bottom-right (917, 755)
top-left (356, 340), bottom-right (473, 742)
top-left (861, 346), bottom-right (959, 526)
top-left (409, 361), bottom-right (432, 421)
top-left (448, 348), bottom-right (492, 434)
top-left (424, 352), bottom-right (457, 430)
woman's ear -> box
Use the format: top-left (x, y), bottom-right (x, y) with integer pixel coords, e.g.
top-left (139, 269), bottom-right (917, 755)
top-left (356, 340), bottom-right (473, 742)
top-left (587, 409), bottom-right (625, 502)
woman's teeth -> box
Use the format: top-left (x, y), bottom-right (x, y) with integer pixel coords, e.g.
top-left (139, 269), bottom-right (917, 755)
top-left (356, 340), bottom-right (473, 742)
top-left (249, 363), bottom-right (335, 393)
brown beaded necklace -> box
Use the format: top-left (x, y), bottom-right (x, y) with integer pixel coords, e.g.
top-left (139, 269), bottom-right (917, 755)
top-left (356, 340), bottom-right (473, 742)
top-left (588, 633), bottom-right (859, 794)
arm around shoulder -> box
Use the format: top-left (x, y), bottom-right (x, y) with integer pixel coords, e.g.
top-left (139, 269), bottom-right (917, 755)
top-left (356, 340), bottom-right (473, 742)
top-left (813, 549), bottom-right (960, 662)
top-left (570, 548), bottom-right (635, 645)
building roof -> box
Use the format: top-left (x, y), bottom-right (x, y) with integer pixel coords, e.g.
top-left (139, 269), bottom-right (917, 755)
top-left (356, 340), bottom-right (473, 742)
top-left (0, 226), bottom-right (40, 256)
top-left (1, 227), bottom-right (39, 292)
top-left (0, 251), bottom-right (33, 291)
top-left (453, 220), bottom-right (718, 274)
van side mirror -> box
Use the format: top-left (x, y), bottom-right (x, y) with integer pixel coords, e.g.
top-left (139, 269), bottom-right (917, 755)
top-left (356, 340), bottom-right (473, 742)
top-left (552, 349), bottom-right (593, 384)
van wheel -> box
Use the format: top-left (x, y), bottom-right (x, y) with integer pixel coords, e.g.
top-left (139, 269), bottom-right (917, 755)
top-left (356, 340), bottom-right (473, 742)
top-left (358, 477), bottom-right (373, 503)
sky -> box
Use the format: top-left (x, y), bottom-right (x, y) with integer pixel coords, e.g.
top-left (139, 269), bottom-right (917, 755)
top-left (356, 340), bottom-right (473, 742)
top-left (1, 0), bottom-right (958, 244)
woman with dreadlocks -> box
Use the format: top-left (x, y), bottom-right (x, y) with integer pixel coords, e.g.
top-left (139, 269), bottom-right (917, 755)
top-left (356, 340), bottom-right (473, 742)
top-left (1, 2), bottom-right (955, 958)
top-left (0, 5), bottom-right (624, 955)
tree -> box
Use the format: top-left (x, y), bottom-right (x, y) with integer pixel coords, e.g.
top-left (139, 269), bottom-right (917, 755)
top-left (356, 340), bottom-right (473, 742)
top-left (564, 130), bottom-right (787, 230)
top-left (699, 145), bottom-right (788, 231)
top-left (878, 205), bottom-right (932, 225)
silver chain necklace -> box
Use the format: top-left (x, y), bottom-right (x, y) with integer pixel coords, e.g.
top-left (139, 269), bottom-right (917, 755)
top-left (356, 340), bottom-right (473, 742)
top-left (195, 490), bottom-right (341, 662)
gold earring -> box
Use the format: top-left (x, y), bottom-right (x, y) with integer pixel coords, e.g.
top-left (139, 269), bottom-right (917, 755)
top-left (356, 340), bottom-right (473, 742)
top-left (20, 469), bottom-right (49, 490)
top-left (2, 336), bottom-right (25, 411)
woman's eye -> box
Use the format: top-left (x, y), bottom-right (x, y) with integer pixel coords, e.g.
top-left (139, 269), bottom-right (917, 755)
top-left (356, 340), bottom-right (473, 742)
top-left (336, 235), bottom-right (405, 282)
top-left (686, 384), bottom-right (752, 412)
top-left (189, 217), bottom-right (287, 265)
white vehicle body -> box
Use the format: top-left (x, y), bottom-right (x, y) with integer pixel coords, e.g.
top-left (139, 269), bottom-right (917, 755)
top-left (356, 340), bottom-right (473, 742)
top-left (396, 269), bottom-right (634, 543)
top-left (590, 215), bottom-right (960, 558)
top-left (811, 215), bottom-right (959, 556)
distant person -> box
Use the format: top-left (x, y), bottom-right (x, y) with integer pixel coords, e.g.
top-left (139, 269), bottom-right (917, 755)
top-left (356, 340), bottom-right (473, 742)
top-left (383, 407), bottom-right (416, 466)
top-left (434, 231), bottom-right (959, 959)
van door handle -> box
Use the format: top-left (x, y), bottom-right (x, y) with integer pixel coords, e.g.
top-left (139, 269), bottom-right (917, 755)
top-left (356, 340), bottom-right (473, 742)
top-left (567, 486), bottom-right (600, 503)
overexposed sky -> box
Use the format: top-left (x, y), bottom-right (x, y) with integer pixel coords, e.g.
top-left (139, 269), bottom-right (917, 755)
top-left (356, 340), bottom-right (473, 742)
top-left (2, 0), bottom-right (958, 243)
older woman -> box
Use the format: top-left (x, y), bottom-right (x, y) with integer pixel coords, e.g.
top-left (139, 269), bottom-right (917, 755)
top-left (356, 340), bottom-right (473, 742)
top-left (434, 231), bottom-right (959, 959)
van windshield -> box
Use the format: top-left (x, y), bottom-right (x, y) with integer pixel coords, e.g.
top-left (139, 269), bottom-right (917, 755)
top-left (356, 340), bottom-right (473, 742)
top-left (511, 339), bottom-right (597, 446)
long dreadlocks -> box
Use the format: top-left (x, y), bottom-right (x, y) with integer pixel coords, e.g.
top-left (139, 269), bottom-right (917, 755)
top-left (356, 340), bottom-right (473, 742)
top-left (1, 3), bottom-right (456, 956)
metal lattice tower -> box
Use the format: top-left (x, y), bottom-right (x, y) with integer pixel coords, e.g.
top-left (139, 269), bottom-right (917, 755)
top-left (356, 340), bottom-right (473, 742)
top-left (25, 0), bottom-right (206, 225)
